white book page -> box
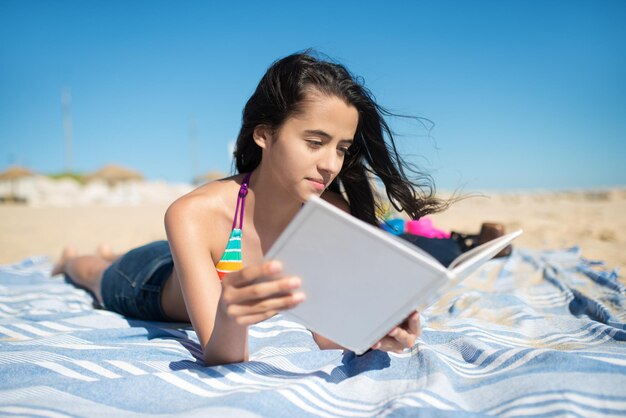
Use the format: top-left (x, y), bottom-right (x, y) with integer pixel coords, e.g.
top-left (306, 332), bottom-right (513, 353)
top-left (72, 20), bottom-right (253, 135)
top-left (266, 196), bottom-right (449, 354)
top-left (449, 229), bottom-right (523, 278)
top-left (413, 230), bottom-right (522, 311)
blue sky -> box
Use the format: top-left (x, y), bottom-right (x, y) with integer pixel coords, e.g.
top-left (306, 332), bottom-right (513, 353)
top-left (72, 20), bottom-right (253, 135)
top-left (1, 0), bottom-right (624, 190)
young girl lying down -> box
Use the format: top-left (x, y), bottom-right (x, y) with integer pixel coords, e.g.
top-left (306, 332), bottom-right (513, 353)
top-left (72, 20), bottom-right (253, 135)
top-left (53, 50), bottom-right (447, 366)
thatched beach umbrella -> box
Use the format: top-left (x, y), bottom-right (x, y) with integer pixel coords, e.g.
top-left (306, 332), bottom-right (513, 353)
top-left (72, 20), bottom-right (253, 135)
top-left (0, 166), bottom-right (35, 202)
top-left (86, 164), bottom-right (144, 186)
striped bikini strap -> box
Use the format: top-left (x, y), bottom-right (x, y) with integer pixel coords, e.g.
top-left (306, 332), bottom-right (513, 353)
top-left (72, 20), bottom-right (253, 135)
top-left (232, 172), bottom-right (251, 230)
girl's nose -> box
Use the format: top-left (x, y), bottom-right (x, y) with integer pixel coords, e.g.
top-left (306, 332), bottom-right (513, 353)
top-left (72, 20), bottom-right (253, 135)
top-left (318, 148), bottom-right (342, 175)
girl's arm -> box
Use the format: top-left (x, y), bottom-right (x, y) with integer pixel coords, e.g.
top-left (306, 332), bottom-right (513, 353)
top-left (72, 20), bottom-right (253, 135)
top-left (165, 195), bottom-right (245, 365)
top-left (165, 194), bottom-right (304, 366)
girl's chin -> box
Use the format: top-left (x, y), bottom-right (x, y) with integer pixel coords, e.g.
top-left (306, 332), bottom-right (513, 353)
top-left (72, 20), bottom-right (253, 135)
top-left (300, 189), bottom-right (323, 203)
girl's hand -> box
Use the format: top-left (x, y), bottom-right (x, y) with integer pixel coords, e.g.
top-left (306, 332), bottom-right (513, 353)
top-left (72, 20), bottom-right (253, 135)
top-left (371, 311), bottom-right (421, 353)
top-left (219, 261), bottom-right (305, 325)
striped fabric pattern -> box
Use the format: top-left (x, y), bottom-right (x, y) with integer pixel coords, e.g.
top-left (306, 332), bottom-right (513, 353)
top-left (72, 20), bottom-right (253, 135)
top-left (1, 248), bottom-right (625, 417)
top-left (215, 228), bottom-right (243, 280)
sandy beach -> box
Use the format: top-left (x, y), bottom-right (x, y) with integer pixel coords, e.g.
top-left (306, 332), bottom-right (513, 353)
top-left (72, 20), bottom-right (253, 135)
top-left (1, 183), bottom-right (624, 277)
top-left (429, 188), bottom-right (626, 274)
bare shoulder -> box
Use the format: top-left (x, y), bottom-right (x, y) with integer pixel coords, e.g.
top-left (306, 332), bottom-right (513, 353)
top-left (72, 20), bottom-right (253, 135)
top-left (320, 190), bottom-right (351, 214)
top-left (165, 174), bottom-right (245, 238)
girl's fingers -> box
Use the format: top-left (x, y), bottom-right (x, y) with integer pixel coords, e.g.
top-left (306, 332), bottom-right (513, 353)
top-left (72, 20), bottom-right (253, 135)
top-left (372, 316), bottom-right (420, 352)
top-left (225, 292), bottom-right (306, 318)
top-left (389, 326), bottom-right (415, 348)
top-left (224, 261), bottom-right (283, 288)
top-left (232, 276), bottom-right (302, 304)
top-left (374, 336), bottom-right (405, 353)
top-left (221, 274), bottom-right (301, 307)
top-left (219, 261), bottom-right (307, 324)
top-left (406, 311), bottom-right (421, 337)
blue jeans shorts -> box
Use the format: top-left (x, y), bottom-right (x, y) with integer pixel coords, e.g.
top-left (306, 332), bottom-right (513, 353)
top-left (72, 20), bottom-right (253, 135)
top-left (100, 240), bottom-right (174, 322)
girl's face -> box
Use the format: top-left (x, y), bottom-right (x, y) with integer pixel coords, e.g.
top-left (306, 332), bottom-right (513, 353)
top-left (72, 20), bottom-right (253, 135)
top-left (254, 91), bottom-right (359, 202)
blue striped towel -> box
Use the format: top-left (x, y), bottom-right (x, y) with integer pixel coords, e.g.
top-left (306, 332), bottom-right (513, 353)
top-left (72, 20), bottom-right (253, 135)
top-left (1, 247), bottom-right (625, 417)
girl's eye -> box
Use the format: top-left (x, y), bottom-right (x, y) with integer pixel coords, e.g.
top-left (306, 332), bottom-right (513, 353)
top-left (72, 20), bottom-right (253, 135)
top-left (305, 140), bottom-right (350, 156)
top-left (306, 140), bottom-right (323, 149)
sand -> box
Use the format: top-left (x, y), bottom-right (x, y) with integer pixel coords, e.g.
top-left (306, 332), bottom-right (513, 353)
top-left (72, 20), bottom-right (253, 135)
top-left (0, 203), bottom-right (170, 264)
top-left (1, 185), bottom-right (624, 276)
top-left (428, 188), bottom-right (626, 273)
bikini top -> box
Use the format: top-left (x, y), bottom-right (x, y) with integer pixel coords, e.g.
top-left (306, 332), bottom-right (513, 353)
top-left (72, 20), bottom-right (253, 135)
top-left (215, 173), bottom-right (250, 280)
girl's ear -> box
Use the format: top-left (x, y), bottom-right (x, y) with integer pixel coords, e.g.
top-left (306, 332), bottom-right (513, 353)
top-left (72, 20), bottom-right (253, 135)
top-left (252, 125), bottom-right (272, 149)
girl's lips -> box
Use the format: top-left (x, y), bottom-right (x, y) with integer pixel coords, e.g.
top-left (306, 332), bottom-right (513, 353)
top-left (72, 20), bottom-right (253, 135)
top-left (306, 178), bottom-right (326, 191)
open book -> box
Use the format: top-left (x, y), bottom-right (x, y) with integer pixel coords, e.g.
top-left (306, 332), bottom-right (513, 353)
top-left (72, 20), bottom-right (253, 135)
top-left (265, 196), bottom-right (523, 354)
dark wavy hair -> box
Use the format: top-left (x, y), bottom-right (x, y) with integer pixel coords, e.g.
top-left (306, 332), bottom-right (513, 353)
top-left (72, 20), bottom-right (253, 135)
top-left (234, 50), bottom-right (448, 225)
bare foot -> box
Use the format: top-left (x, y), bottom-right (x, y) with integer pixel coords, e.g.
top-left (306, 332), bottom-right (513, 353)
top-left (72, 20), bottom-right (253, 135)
top-left (97, 243), bottom-right (119, 262)
top-left (51, 246), bottom-right (78, 276)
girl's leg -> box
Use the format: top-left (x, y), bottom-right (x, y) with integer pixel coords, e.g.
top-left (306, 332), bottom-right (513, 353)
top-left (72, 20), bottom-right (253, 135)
top-left (97, 243), bottom-right (122, 262)
top-left (51, 247), bottom-right (111, 305)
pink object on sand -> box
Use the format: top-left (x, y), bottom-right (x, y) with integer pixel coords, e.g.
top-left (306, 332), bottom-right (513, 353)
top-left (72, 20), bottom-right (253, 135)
top-left (406, 217), bottom-right (451, 239)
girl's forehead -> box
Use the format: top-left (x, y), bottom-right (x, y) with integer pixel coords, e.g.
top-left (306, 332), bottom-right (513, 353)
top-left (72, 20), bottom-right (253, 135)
top-left (294, 94), bottom-right (357, 122)
top-left (287, 95), bottom-right (358, 137)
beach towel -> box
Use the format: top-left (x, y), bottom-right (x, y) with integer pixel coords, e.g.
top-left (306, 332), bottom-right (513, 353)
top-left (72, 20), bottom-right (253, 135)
top-left (1, 247), bottom-right (625, 417)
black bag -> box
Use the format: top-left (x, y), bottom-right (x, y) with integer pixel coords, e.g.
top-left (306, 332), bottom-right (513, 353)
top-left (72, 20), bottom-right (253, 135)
top-left (399, 234), bottom-right (462, 268)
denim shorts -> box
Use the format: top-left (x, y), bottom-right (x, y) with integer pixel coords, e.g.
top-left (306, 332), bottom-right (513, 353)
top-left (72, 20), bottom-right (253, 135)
top-left (100, 240), bottom-right (174, 322)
